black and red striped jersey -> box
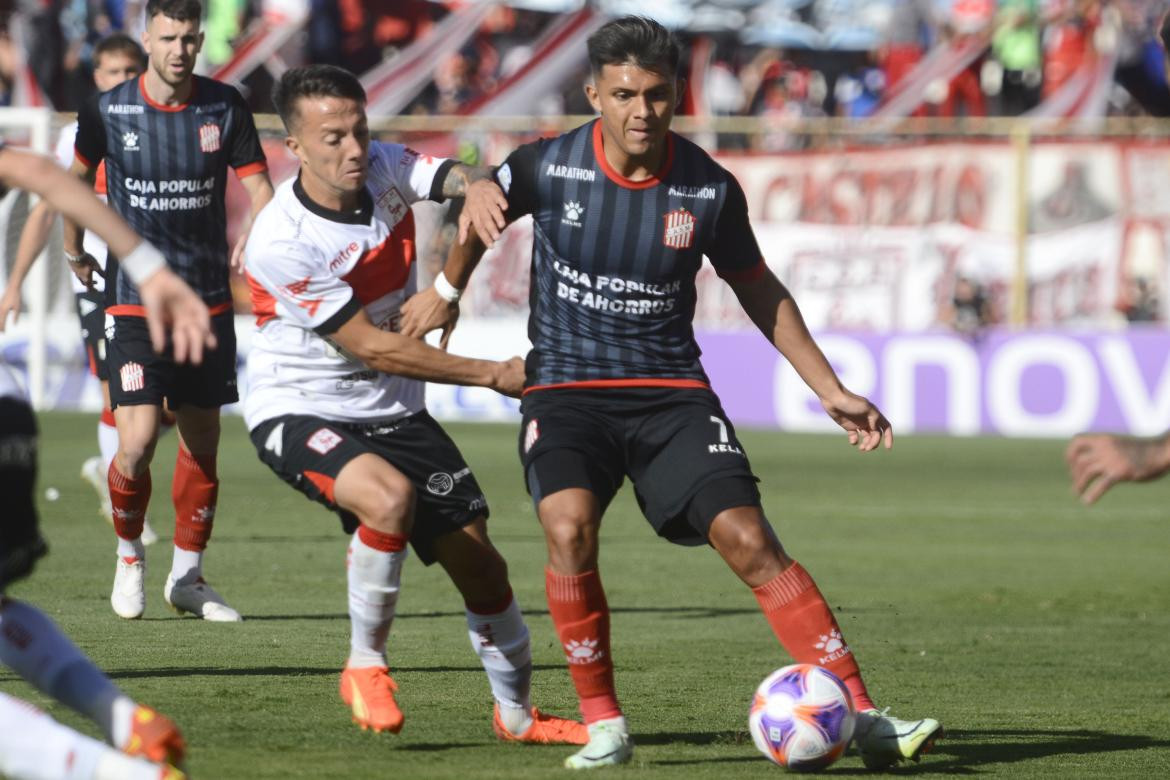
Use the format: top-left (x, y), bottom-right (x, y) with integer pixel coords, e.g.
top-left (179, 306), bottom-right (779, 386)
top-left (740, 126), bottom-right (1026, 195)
top-left (75, 74), bottom-right (267, 312)
top-left (495, 119), bottom-right (765, 390)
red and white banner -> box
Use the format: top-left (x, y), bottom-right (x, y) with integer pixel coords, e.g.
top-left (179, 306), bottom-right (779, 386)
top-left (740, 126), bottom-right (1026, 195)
top-left (871, 32), bottom-right (990, 123)
top-left (458, 7), bottom-right (603, 117)
top-left (362, 2), bottom-right (496, 119)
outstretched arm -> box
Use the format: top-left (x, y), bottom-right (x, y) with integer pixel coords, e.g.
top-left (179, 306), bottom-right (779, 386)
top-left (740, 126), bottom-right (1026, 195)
top-left (0, 199), bottom-right (56, 329)
top-left (436, 163), bottom-right (508, 246)
top-left (0, 148), bottom-right (214, 363)
top-left (398, 227), bottom-right (488, 347)
top-left (230, 171), bottom-right (275, 274)
top-left (728, 267), bottom-right (892, 452)
top-left (329, 306), bottom-right (524, 396)
top-left (1065, 432), bottom-right (1170, 505)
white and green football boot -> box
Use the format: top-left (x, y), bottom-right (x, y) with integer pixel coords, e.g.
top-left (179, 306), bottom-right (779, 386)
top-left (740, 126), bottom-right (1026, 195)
top-left (852, 709), bottom-right (943, 770)
top-left (564, 717), bottom-right (633, 770)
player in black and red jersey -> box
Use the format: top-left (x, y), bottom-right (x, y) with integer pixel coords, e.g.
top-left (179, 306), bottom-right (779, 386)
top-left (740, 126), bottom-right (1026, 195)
top-left (65, 0), bottom-right (274, 623)
top-left (404, 16), bottom-right (942, 771)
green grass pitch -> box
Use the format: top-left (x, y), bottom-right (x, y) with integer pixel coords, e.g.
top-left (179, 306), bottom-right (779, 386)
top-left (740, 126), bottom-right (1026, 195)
top-left (4, 413), bottom-right (1170, 777)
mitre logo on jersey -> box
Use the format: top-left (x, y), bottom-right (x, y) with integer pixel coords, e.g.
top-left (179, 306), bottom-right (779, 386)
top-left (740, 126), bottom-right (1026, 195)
top-left (120, 362), bottom-right (144, 392)
top-left (121, 131), bottom-right (139, 151)
top-left (198, 122), bottom-right (221, 153)
top-left (662, 208), bottom-right (696, 249)
top-left (562, 200), bottom-right (584, 228)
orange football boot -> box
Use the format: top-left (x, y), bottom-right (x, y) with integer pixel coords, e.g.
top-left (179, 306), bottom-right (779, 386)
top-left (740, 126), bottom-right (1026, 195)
top-left (122, 705), bottom-right (186, 766)
top-left (493, 705), bottom-right (588, 745)
top-left (340, 665), bottom-right (405, 733)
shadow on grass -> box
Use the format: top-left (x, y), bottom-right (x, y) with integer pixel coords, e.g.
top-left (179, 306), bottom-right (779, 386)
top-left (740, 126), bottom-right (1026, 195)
top-left (95, 663), bottom-right (564, 680)
top-left (242, 605), bottom-right (759, 621)
top-left (640, 728), bottom-right (1169, 774)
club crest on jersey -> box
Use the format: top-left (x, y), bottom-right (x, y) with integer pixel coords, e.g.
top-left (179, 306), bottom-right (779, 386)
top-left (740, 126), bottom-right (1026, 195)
top-left (120, 362), bottom-right (145, 392)
top-left (663, 208), bottom-right (695, 249)
top-left (198, 123), bottom-right (221, 153)
top-left (307, 428), bottom-right (342, 455)
top-left (121, 131), bottom-right (139, 151)
top-left (375, 185), bottom-right (408, 222)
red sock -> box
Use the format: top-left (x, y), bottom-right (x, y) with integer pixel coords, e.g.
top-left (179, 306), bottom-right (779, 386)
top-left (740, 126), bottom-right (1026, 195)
top-left (752, 562), bottom-right (875, 712)
top-left (545, 568), bottom-right (622, 724)
top-left (172, 447), bottom-right (217, 552)
top-left (99, 407), bottom-right (116, 427)
top-left (108, 462), bottom-right (150, 541)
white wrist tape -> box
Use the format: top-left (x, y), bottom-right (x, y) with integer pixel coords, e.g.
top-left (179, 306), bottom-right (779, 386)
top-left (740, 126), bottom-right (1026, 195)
top-left (434, 271), bottom-right (463, 303)
top-left (120, 242), bottom-right (167, 286)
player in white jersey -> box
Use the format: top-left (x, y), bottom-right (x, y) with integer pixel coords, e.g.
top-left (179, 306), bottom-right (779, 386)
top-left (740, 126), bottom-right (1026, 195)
top-left (244, 65), bottom-right (587, 745)
top-left (0, 34), bottom-right (162, 544)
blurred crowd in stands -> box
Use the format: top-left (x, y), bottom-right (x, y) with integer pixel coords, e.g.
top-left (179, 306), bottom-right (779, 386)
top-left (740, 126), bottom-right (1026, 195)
top-left (1, 0), bottom-right (1168, 123)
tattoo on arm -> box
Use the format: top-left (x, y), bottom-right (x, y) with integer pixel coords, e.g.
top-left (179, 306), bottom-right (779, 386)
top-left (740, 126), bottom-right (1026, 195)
top-left (440, 164), bottom-right (492, 198)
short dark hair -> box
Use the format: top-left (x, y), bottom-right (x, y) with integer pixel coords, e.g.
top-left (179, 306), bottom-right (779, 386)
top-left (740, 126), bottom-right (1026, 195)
top-left (146, 0), bottom-right (202, 22)
top-left (93, 33), bottom-right (145, 68)
top-left (272, 65), bottom-right (367, 132)
top-left (586, 16), bottom-right (680, 78)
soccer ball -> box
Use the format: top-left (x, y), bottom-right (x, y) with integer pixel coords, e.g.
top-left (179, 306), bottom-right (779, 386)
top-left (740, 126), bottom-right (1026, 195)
top-left (748, 664), bottom-right (856, 771)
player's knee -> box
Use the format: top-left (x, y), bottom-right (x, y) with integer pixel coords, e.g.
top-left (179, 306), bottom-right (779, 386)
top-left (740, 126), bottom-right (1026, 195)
top-left (710, 508), bottom-right (784, 564)
top-left (116, 440), bottom-right (156, 477)
top-left (540, 510), bottom-right (597, 559)
top-left (358, 479), bottom-right (415, 534)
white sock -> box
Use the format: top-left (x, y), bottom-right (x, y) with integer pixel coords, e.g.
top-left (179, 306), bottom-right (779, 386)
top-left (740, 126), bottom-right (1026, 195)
top-left (466, 594), bottom-right (533, 734)
top-left (347, 531), bottom-right (406, 668)
top-left (0, 693), bottom-right (166, 780)
top-left (97, 419), bottom-right (118, 474)
top-left (0, 692), bottom-right (101, 780)
top-left (0, 600), bottom-right (131, 746)
top-left (170, 545), bottom-right (202, 585)
top-left (116, 537), bottom-right (145, 560)
top-left (590, 715), bottom-right (628, 737)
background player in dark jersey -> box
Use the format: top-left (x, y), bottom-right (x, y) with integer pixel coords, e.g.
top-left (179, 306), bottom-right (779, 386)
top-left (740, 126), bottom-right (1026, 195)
top-left (0, 144), bottom-right (213, 360)
top-left (64, 0), bottom-right (274, 623)
top-left (0, 33), bottom-right (167, 545)
top-left (404, 16), bottom-right (942, 771)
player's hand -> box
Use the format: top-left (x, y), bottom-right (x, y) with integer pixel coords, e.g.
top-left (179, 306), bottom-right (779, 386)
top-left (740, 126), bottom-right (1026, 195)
top-left (490, 356), bottom-right (526, 398)
top-left (1065, 433), bottom-right (1170, 505)
top-left (458, 179), bottom-right (508, 246)
top-left (230, 230), bottom-right (250, 275)
top-left (66, 252), bottom-right (104, 289)
top-left (137, 268), bottom-right (215, 365)
top-left (0, 284), bottom-right (21, 330)
top-left (400, 286), bottom-right (460, 349)
top-left (821, 390), bottom-right (893, 452)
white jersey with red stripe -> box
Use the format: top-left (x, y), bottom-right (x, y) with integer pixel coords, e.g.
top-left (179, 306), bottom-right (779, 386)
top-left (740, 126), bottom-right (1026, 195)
top-left (54, 122), bottom-right (108, 294)
top-left (242, 142), bottom-right (451, 431)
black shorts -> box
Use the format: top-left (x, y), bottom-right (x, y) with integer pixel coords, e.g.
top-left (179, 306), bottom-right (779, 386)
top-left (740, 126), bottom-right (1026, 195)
top-left (519, 387), bottom-right (761, 546)
top-left (106, 312), bottom-right (238, 410)
top-left (249, 411), bottom-right (489, 565)
top-left (74, 288), bottom-right (108, 380)
top-left (0, 397), bottom-right (45, 589)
